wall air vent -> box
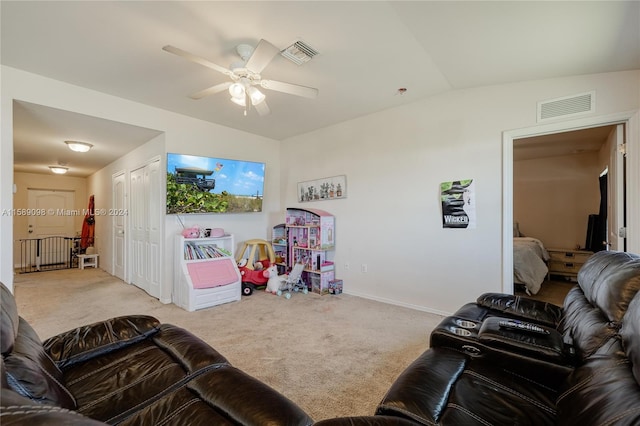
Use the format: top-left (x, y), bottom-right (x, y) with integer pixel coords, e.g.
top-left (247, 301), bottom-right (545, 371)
top-left (537, 91), bottom-right (595, 122)
top-left (281, 40), bottom-right (319, 65)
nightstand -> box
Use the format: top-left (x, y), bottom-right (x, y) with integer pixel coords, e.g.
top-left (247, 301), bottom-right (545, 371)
top-left (547, 248), bottom-right (593, 281)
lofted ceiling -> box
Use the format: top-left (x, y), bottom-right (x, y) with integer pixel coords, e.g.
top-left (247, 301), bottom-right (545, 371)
top-left (2, 1), bottom-right (639, 176)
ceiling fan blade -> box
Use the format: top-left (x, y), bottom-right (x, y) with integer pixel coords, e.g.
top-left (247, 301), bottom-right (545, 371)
top-left (163, 45), bottom-right (232, 76)
top-left (260, 79), bottom-right (319, 99)
top-left (254, 100), bottom-right (271, 116)
top-left (245, 39), bottom-right (280, 73)
top-left (189, 82), bottom-right (232, 100)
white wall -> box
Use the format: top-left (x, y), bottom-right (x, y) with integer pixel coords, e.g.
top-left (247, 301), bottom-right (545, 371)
top-left (1, 66), bottom-right (281, 294)
top-left (1, 66), bottom-right (638, 315)
top-left (514, 152), bottom-right (601, 249)
top-left (281, 70), bottom-right (640, 315)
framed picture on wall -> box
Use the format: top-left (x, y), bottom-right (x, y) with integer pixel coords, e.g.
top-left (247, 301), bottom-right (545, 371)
top-left (298, 175), bottom-right (346, 202)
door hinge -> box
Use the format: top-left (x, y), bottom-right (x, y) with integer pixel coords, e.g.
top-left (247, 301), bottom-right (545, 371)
top-left (618, 227), bottom-right (627, 238)
top-left (618, 143), bottom-right (627, 156)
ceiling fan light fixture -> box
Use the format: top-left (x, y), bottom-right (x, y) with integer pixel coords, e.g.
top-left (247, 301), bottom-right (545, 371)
top-left (65, 140), bottom-right (93, 152)
top-left (230, 96), bottom-right (246, 107)
top-left (49, 166), bottom-right (69, 174)
top-left (247, 86), bottom-right (266, 105)
top-left (228, 82), bottom-right (245, 98)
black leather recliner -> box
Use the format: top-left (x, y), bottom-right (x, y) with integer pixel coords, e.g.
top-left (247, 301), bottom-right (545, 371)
top-left (0, 282), bottom-right (313, 426)
top-left (317, 250), bottom-right (640, 425)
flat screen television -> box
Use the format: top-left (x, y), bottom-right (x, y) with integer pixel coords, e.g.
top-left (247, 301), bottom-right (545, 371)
top-left (167, 153), bottom-right (265, 214)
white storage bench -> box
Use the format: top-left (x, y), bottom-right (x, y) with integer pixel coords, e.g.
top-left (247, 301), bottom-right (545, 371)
top-left (174, 234), bottom-right (242, 311)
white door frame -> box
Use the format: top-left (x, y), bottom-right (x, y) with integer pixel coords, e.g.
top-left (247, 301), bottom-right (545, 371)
top-left (502, 110), bottom-right (639, 294)
top-left (609, 124), bottom-right (625, 251)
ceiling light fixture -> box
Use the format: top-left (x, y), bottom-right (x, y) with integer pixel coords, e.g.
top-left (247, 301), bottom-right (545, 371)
top-left (230, 96), bottom-right (246, 107)
top-left (65, 141), bottom-right (93, 152)
top-left (228, 82), bottom-right (245, 99)
top-left (247, 86), bottom-right (266, 105)
top-left (49, 166), bottom-right (69, 174)
top-left (229, 79), bottom-right (266, 115)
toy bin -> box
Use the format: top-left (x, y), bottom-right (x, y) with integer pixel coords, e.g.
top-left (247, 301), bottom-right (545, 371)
top-left (311, 273), bottom-right (333, 295)
top-left (329, 279), bottom-right (343, 295)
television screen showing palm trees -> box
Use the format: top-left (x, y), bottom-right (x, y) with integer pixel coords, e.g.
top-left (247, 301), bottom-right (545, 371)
top-left (167, 153), bottom-right (265, 214)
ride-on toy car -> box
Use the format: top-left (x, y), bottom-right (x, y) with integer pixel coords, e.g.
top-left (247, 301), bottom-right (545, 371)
top-left (236, 239), bottom-right (276, 295)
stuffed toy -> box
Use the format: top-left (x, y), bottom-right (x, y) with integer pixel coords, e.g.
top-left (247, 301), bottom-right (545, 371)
top-left (264, 264), bottom-right (285, 294)
top-left (181, 226), bottom-right (201, 238)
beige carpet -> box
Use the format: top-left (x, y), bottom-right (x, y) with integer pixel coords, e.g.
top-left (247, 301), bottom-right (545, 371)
top-left (14, 268), bottom-right (444, 421)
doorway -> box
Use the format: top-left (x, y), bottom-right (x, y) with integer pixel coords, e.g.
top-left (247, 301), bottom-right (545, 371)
top-left (23, 189), bottom-right (76, 271)
top-left (502, 112), bottom-right (636, 295)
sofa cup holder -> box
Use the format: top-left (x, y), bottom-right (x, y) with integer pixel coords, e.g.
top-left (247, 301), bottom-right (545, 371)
top-left (454, 319), bottom-right (477, 329)
top-left (451, 327), bottom-right (473, 337)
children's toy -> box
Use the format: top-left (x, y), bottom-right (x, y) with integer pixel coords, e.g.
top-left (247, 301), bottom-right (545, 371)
top-left (236, 239), bottom-right (276, 271)
top-left (236, 239), bottom-right (276, 296)
top-left (276, 262), bottom-right (308, 299)
top-left (237, 260), bottom-right (268, 295)
top-left (264, 264), bottom-right (285, 294)
top-left (181, 226), bottom-right (201, 238)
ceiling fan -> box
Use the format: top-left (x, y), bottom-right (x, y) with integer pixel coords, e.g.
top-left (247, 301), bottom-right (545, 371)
top-left (163, 39), bottom-right (319, 116)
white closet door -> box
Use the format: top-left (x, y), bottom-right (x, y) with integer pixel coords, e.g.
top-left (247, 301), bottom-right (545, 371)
top-left (112, 172), bottom-right (126, 281)
top-left (147, 159), bottom-right (161, 298)
top-left (129, 159), bottom-right (161, 298)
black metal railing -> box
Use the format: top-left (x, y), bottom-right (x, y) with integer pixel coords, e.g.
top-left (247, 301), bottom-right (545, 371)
top-left (17, 236), bottom-right (82, 273)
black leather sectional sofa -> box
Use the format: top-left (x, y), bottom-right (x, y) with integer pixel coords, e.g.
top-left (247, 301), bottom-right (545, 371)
top-left (318, 250), bottom-right (640, 425)
top-left (0, 282), bottom-right (312, 425)
top-left (2, 250), bottom-right (640, 425)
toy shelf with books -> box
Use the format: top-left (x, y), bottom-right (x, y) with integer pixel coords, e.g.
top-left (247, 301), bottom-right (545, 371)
top-left (271, 223), bottom-right (288, 275)
top-left (174, 234), bottom-right (241, 311)
top-left (285, 208), bottom-right (335, 295)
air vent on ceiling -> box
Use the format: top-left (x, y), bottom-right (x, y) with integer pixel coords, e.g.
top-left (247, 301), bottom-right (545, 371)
top-left (537, 91), bottom-right (595, 122)
top-left (281, 40), bottom-right (318, 65)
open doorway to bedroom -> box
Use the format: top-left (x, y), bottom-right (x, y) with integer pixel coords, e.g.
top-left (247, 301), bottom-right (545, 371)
top-left (511, 125), bottom-right (617, 305)
top-left (503, 114), bottom-right (632, 306)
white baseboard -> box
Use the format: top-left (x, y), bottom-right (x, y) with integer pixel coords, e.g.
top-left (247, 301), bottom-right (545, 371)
top-left (343, 290), bottom-right (451, 317)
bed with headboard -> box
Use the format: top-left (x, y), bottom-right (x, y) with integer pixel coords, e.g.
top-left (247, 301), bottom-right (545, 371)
top-left (513, 223), bottom-right (550, 295)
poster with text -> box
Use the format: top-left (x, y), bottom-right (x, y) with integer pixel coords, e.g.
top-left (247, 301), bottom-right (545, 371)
top-left (440, 179), bottom-right (476, 229)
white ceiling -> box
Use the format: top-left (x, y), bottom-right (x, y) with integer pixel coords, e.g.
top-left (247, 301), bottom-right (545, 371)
top-left (2, 1), bottom-right (639, 176)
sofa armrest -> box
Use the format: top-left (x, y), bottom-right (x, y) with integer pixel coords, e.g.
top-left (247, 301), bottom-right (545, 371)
top-left (43, 315), bottom-right (161, 369)
top-left (476, 293), bottom-right (563, 327)
top-left (376, 347), bottom-right (468, 425)
top-left (1, 386), bottom-right (107, 425)
top-left (478, 317), bottom-right (566, 363)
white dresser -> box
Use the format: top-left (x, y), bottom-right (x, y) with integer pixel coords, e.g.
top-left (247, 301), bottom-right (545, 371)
top-left (547, 248), bottom-right (593, 281)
